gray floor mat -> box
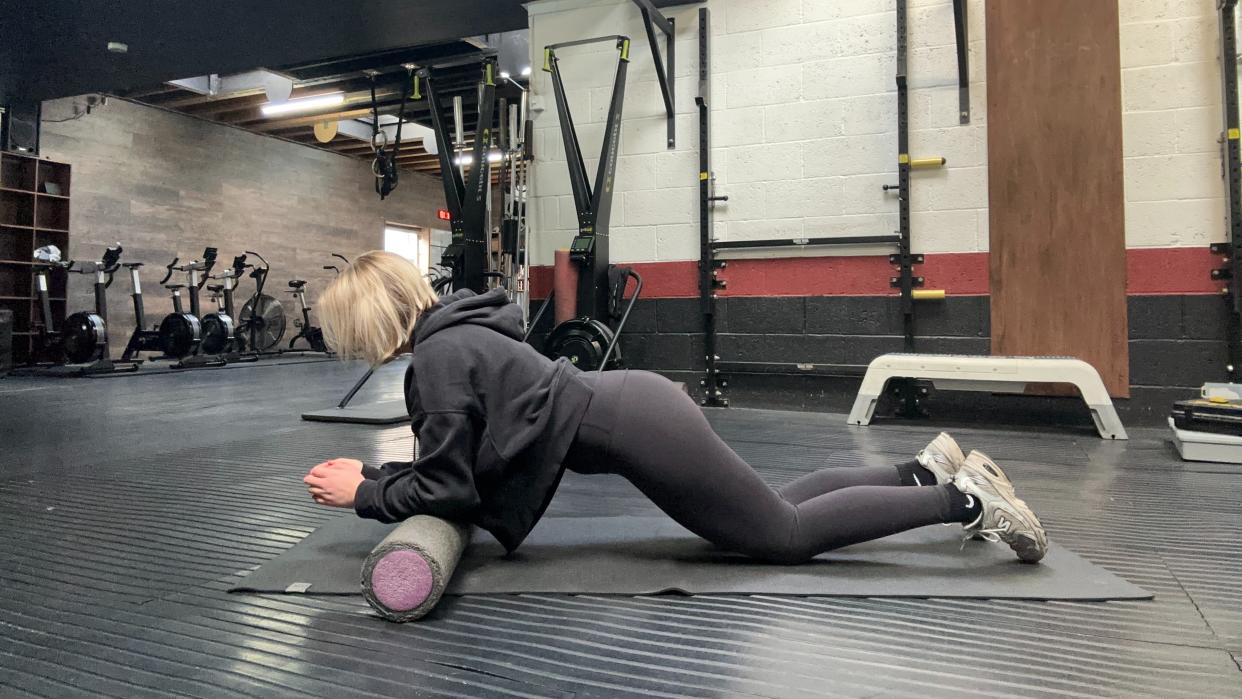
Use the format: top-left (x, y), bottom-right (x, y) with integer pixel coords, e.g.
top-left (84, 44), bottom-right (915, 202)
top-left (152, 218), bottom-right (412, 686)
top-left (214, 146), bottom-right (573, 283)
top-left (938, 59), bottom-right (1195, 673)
top-left (231, 515), bottom-right (1151, 601)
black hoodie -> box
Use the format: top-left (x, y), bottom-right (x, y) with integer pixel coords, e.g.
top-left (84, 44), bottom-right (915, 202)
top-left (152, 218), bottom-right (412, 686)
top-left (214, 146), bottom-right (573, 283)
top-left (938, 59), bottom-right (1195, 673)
top-left (353, 288), bottom-right (594, 552)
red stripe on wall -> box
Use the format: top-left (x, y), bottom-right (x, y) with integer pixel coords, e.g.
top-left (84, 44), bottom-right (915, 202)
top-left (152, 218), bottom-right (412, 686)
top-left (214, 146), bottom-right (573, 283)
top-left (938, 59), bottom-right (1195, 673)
top-left (529, 246), bottom-right (1221, 298)
top-left (1126, 246), bottom-right (1221, 295)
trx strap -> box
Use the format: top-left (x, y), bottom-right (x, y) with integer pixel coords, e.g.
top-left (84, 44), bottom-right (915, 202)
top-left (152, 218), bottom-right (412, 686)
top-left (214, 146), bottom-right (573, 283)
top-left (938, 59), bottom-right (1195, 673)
top-left (371, 68), bottom-right (414, 200)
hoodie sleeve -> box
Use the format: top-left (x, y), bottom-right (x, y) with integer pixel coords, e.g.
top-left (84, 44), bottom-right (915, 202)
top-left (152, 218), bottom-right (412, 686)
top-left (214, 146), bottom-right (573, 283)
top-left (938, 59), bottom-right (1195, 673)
top-left (353, 411), bottom-right (483, 523)
top-left (362, 461), bottom-right (414, 480)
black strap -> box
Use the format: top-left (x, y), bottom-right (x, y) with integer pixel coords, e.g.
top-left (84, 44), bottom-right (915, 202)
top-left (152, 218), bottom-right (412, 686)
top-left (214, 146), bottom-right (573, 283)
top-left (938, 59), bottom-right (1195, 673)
top-left (372, 71), bottom-right (414, 200)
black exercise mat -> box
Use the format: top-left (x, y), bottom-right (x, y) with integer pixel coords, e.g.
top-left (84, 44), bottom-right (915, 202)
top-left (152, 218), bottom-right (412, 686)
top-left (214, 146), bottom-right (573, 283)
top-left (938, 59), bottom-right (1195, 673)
top-left (231, 516), bottom-right (1151, 601)
top-left (301, 399), bottom-right (409, 424)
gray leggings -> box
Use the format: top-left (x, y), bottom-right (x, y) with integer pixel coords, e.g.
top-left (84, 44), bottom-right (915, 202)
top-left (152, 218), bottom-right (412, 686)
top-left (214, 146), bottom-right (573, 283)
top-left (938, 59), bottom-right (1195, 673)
top-left (566, 370), bottom-right (954, 563)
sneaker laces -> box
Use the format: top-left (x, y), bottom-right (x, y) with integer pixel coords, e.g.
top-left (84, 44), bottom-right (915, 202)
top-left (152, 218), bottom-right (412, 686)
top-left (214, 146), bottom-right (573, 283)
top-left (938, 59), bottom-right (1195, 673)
top-left (960, 503), bottom-right (1019, 547)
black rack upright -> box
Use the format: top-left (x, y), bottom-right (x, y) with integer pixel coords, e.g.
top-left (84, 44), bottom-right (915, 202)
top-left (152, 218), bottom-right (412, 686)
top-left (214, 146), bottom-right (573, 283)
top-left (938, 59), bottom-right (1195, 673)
top-left (699, 0), bottom-right (968, 407)
top-left (1213, 0), bottom-right (1242, 381)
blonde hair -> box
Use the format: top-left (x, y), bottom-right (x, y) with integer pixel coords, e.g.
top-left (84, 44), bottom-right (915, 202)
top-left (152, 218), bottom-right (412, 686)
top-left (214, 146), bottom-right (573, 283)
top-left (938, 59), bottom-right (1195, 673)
top-left (318, 251), bottom-right (439, 365)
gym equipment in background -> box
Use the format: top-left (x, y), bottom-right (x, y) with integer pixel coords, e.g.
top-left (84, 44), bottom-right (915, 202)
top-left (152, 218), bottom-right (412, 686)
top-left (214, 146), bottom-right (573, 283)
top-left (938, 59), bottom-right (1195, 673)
top-left (287, 252), bottom-right (346, 354)
top-left (368, 67), bottom-right (416, 200)
top-left (699, 1), bottom-right (967, 412)
top-left (157, 248), bottom-right (217, 360)
top-left (28, 243), bottom-right (138, 375)
top-left (198, 254), bottom-right (244, 357)
top-left (848, 354), bottom-right (1127, 440)
top-left (236, 250), bottom-right (286, 353)
top-left (287, 279), bottom-right (327, 353)
top-left (495, 86), bottom-right (532, 313)
top-left (540, 35), bottom-right (646, 372)
top-left (119, 261), bottom-right (166, 362)
top-left (419, 60), bottom-right (496, 294)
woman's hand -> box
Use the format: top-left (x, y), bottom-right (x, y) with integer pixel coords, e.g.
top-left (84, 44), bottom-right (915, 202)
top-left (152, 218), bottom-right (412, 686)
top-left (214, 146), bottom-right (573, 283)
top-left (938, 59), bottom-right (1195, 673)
top-left (304, 458), bottom-right (366, 508)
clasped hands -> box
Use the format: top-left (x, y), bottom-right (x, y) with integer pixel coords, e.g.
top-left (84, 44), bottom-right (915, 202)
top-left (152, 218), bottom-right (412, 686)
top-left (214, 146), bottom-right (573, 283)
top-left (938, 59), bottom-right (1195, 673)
top-left (304, 458), bottom-right (366, 508)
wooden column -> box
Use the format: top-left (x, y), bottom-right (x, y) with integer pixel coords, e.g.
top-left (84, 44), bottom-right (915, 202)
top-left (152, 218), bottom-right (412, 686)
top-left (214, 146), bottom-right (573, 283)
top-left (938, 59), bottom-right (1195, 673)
top-left (987, 0), bottom-right (1129, 397)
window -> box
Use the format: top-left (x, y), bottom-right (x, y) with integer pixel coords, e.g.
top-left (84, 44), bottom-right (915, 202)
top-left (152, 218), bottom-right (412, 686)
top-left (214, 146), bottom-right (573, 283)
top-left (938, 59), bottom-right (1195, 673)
top-left (383, 225), bottom-right (428, 272)
top-left (429, 228), bottom-right (452, 271)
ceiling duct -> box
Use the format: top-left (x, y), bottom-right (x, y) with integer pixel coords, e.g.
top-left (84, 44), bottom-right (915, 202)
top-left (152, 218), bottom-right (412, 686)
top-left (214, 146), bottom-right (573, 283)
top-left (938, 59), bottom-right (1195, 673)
top-left (167, 69), bottom-right (294, 101)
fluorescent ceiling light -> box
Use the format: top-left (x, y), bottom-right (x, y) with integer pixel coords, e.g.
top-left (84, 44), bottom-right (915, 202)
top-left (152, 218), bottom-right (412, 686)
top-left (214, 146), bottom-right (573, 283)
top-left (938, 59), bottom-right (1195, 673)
top-left (500, 71), bottom-right (512, 80)
top-left (260, 92), bottom-right (345, 117)
top-left (520, 66), bottom-right (532, 77)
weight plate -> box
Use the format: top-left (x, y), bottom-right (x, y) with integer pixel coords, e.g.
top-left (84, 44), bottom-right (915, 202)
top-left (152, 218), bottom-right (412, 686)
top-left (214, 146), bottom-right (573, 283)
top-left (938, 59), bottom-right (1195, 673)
top-left (62, 312), bottom-right (105, 364)
top-left (159, 313), bottom-right (201, 358)
top-left (545, 318), bottom-right (621, 372)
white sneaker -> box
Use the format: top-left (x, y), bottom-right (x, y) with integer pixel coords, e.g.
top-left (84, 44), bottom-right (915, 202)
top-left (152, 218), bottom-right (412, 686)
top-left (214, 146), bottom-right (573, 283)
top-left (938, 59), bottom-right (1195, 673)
top-left (915, 432), bottom-right (967, 485)
top-left (954, 451), bottom-right (1048, 564)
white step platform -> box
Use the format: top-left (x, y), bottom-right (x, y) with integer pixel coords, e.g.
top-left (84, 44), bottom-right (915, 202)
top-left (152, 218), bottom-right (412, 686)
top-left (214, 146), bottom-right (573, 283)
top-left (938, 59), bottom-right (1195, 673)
top-left (847, 353), bottom-right (1128, 440)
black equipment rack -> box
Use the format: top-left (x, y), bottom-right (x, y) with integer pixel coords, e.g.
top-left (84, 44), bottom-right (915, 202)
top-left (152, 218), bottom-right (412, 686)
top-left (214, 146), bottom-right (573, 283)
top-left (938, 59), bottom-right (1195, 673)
top-left (420, 60), bottom-right (498, 294)
top-left (699, 0), bottom-right (969, 407)
top-left (1213, 0), bottom-right (1242, 381)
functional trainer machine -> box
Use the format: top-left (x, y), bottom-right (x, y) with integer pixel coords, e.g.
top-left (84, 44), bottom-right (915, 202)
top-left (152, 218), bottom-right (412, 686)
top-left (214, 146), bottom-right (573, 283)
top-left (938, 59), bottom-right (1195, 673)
top-left (698, 0), bottom-right (970, 411)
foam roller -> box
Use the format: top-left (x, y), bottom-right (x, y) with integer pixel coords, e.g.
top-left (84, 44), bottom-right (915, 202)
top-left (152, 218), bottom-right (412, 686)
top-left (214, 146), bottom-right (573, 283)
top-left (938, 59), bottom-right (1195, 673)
top-left (361, 516), bottom-right (471, 622)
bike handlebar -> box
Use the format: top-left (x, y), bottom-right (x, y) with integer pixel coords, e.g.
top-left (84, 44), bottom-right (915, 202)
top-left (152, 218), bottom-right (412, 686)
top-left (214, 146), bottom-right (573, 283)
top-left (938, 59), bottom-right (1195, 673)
top-left (244, 251), bottom-right (269, 269)
top-left (160, 257), bottom-right (180, 285)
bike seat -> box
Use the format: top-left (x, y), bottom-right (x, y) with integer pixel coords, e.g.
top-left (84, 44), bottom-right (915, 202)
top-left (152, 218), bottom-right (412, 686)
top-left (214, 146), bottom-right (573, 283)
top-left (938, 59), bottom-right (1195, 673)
top-left (165, 284), bottom-right (187, 290)
top-left (288, 279), bottom-right (306, 289)
top-left (123, 262), bottom-right (145, 269)
top-left (207, 284), bottom-right (224, 293)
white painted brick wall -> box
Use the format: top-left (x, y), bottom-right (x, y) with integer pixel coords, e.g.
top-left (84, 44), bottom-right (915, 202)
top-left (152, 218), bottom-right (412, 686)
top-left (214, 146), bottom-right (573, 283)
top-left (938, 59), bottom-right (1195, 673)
top-left (1121, 0), bottom-right (1227, 248)
top-left (527, 0), bottom-right (1232, 266)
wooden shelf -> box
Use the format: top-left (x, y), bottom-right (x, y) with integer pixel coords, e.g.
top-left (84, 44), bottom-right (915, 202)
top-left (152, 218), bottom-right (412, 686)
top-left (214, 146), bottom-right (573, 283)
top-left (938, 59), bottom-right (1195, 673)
top-left (3, 150), bottom-right (68, 367)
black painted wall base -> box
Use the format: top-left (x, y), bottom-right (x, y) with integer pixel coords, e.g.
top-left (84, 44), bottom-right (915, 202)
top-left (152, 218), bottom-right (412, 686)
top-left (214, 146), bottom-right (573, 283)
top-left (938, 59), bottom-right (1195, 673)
top-left (529, 294), bottom-right (1229, 427)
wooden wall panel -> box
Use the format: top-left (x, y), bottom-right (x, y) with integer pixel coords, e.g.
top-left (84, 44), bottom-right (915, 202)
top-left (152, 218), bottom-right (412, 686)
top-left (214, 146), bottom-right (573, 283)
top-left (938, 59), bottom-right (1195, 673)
top-left (40, 98), bottom-right (447, 357)
top-left (987, 0), bottom-right (1130, 397)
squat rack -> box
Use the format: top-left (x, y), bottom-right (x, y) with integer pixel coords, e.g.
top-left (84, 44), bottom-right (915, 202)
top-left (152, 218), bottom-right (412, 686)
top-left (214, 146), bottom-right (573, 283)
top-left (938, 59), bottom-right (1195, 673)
top-left (699, 0), bottom-right (970, 407)
top-left (1213, 0), bottom-right (1242, 381)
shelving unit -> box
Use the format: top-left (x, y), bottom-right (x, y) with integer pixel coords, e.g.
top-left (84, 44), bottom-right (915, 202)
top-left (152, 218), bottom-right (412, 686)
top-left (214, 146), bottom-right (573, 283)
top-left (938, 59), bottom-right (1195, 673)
top-left (0, 150), bottom-right (71, 365)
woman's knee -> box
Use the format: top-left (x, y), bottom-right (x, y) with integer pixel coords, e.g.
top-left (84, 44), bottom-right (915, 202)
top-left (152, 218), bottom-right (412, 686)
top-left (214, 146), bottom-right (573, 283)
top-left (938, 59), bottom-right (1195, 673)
top-left (732, 511), bottom-right (816, 565)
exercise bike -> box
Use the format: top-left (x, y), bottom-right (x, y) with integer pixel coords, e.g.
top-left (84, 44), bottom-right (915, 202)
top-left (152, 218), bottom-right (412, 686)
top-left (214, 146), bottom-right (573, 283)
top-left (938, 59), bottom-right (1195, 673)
top-left (287, 253), bottom-right (346, 354)
top-left (157, 248), bottom-right (217, 360)
top-left (29, 244), bottom-right (139, 375)
top-left (287, 279), bottom-right (328, 353)
top-left (197, 254), bottom-right (246, 358)
top-left (235, 251), bottom-right (286, 354)
top-left (119, 260), bottom-right (164, 362)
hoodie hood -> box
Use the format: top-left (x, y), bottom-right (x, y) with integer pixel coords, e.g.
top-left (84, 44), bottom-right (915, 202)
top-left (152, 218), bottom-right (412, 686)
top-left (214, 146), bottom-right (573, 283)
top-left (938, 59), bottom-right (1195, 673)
top-left (412, 288), bottom-right (523, 346)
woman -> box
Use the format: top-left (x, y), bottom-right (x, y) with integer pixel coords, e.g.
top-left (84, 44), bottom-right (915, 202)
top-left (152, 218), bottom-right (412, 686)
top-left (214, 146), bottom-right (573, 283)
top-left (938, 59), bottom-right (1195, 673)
top-left (304, 252), bottom-right (1047, 564)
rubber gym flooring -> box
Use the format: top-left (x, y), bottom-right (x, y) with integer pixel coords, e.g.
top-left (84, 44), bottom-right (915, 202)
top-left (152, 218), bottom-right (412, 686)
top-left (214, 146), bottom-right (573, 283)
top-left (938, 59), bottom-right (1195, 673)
top-left (1, 360), bottom-right (1239, 698)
